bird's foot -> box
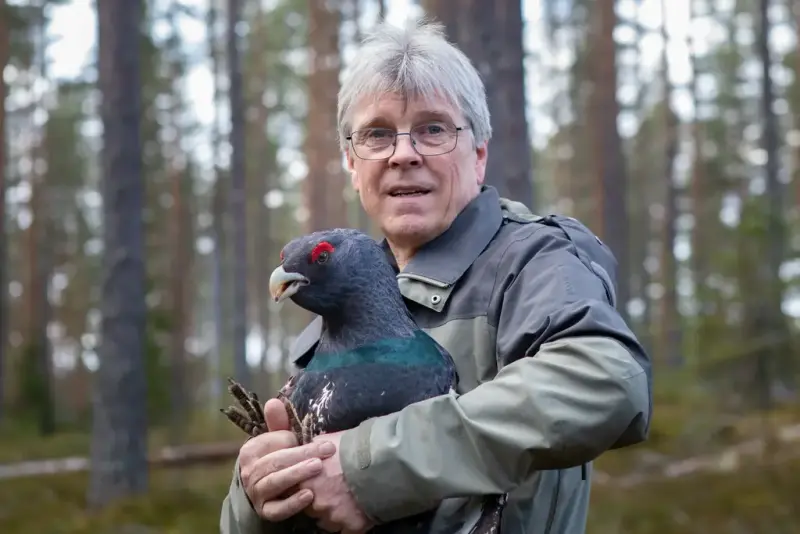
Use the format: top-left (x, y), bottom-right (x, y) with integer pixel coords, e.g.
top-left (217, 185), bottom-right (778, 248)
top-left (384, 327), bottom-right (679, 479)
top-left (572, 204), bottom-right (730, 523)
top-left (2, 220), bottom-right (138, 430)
top-left (300, 413), bottom-right (315, 445)
top-left (221, 377), bottom-right (314, 445)
top-left (277, 389), bottom-right (314, 445)
top-left (220, 377), bottom-right (268, 437)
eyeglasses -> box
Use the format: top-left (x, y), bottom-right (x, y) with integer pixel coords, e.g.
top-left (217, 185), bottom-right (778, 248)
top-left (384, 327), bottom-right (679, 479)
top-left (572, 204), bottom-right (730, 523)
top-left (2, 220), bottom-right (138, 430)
top-left (346, 122), bottom-right (469, 160)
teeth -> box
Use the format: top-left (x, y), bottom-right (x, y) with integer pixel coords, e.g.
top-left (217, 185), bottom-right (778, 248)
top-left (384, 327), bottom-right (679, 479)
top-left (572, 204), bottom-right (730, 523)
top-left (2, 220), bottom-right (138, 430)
top-left (392, 190), bottom-right (426, 196)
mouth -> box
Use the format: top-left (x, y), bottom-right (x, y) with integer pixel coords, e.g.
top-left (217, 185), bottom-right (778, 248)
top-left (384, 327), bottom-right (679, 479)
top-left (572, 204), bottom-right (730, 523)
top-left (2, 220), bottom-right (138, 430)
top-left (387, 186), bottom-right (432, 198)
top-left (269, 265), bottom-right (310, 303)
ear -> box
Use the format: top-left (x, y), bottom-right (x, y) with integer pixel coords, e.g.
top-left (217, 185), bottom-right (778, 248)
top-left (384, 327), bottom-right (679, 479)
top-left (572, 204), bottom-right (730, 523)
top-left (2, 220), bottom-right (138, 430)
top-left (345, 149), bottom-right (360, 191)
top-left (474, 141), bottom-right (488, 185)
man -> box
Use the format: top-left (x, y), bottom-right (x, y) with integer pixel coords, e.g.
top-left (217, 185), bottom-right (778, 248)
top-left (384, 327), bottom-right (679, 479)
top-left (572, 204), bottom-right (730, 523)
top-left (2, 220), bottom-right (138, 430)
top-left (220, 19), bottom-right (652, 534)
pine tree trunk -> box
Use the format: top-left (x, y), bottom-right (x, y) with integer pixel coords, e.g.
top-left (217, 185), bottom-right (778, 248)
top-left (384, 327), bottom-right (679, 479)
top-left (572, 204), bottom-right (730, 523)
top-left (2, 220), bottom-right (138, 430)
top-left (305, 0), bottom-right (346, 232)
top-left (0, 0), bottom-right (9, 422)
top-left (227, 0), bottom-right (250, 390)
top-left (658, 0), bottom-right (682, 367)
top-left (588, 0), bottom-right (630, 322)
top-left (87, 0), bottom-right (149, 508)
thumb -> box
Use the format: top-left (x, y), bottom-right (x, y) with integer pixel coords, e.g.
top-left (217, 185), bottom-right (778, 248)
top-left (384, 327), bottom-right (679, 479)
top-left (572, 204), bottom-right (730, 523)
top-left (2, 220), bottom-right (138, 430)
top-left (264, 398), bottom-right (290, 432)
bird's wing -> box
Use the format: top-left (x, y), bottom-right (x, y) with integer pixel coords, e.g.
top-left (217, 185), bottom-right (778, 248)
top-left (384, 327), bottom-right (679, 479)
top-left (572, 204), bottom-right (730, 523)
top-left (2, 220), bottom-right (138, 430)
top-left (431, 335), bottom-right (459, 390)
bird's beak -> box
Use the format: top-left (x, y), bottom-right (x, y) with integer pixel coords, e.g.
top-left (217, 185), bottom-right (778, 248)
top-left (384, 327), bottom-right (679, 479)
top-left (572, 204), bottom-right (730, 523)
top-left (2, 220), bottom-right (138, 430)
top-left (269, 265), bottom-right (309, 303)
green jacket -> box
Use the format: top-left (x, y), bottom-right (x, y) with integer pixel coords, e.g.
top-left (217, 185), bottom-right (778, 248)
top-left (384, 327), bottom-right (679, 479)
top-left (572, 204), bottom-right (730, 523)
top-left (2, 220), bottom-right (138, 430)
top-left (220, 186), bottom-right (653, 534)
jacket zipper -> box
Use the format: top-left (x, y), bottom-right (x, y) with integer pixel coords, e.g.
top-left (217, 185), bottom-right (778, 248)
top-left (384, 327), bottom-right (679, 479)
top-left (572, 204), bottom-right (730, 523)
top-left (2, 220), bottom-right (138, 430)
top-left (543, 470), bottom-right (562, 534)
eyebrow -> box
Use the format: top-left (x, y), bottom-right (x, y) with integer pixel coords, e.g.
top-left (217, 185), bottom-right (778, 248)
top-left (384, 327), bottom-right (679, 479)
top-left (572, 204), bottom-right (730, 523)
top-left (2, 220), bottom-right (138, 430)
top-left (354, 110), bottom-right (456, 131)
top-left (355, 117), bottom-right (393, 130)
top-left (412, 110), bottom-right (455, 123)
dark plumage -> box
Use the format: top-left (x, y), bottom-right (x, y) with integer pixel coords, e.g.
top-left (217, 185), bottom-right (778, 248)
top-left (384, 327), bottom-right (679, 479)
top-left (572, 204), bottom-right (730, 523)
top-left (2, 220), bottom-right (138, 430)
top-left (222, 228), bottom-right (506, 534)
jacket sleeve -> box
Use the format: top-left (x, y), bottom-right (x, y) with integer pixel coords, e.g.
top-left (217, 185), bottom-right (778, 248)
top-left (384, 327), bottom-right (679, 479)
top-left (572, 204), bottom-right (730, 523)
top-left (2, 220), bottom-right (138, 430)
top-left (219, 458), bottom-right (291, 534)
top-left (338, 227), bottom-right (653, 524)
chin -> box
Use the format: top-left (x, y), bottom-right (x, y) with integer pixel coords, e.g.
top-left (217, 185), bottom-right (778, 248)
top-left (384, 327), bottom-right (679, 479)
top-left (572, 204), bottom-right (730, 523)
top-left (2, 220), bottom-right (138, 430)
top-left (382, 214), bottom-right (443, 245)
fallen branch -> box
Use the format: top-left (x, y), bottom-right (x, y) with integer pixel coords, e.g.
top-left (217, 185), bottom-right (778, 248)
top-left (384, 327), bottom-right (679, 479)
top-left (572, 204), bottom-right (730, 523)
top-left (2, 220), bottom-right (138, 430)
top-left (0, 440), bottom-right (243, 481)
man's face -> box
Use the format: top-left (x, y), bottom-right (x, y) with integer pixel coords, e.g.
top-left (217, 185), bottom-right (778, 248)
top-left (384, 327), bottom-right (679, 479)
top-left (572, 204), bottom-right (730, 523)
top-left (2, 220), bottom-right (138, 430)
top-left (345, 93), bottom-right (488, 250)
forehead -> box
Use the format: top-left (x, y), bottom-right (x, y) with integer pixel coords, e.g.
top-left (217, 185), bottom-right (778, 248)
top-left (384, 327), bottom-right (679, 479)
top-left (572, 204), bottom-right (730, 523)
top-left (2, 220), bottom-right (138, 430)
top-left (350, 92), bottom-right (463, 130)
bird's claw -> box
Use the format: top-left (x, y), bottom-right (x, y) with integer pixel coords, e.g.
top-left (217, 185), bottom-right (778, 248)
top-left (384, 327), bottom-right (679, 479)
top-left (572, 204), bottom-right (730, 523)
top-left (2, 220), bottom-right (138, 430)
top-left (221, 377), bottom-right (311, 445)
top-left (301, 413), bottom-right (314, 445)
top-left (278, 389), bottom-right (312, 445)
top-left (220, 377), bottom-right (268, 437)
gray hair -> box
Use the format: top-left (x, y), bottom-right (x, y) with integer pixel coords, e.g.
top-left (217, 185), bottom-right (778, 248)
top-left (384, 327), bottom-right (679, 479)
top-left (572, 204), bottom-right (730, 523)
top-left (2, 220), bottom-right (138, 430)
top-left (336, 18), bottom-right (492, 152)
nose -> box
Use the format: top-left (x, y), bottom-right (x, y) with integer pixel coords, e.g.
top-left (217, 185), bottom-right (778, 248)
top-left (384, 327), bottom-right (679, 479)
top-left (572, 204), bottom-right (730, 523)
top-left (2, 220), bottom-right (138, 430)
top-left (388, 133), bottom-right (422, 169)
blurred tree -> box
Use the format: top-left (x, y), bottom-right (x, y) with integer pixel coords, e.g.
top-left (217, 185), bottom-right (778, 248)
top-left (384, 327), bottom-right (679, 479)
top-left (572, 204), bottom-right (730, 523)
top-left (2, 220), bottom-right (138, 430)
top-left (87, 0), bottom-right (149, 508)
top-left (0, 0), bottom-right (9, 423)
top-left (752, 0), bottom-right (792, 401)
top-left (207, 0), bottom-right (227, 411)
top-left (305, 0), bottom-right (347, 231)
top-left (657, 0), bottom-right (682, 367)
top-left (227, 0), bottom-right (249, 391)
top-left (587, 0), bottom-right (630, 322)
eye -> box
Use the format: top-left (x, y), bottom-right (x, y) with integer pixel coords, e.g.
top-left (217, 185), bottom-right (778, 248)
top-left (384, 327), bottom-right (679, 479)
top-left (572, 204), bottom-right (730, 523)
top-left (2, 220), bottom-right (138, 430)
top-left (424, 123), bottom-right (444, 135)
top-left (310, 241), bottom-right (335, 264)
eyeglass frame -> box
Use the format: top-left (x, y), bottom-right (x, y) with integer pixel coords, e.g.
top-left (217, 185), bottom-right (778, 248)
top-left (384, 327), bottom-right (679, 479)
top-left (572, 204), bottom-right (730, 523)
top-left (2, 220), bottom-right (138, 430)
top-left (345, 122), bottom-right (471, 160)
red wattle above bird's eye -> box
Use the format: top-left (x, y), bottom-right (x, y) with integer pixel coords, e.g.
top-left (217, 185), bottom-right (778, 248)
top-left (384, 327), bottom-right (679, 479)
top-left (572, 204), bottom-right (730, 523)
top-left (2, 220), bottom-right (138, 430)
top-left (279, 249), bottom-right (284, 262)
top-left (310, 241), bottom-right (335, 263)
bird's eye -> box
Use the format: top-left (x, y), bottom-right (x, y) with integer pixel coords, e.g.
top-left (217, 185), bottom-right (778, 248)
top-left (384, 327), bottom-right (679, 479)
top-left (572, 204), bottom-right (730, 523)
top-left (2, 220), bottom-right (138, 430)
top-left (310, 240), bottom-right (334, 263)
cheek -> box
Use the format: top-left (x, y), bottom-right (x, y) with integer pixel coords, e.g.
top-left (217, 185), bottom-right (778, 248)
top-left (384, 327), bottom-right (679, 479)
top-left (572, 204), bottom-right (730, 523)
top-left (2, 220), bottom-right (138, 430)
top-left (430, 158), bottom-right (464, 197)
top-left (354, 166), bottom-right (382, 203)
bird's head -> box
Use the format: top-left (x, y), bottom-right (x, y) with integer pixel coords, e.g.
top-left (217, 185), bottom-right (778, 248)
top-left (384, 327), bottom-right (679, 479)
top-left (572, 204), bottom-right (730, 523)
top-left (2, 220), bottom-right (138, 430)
top-left (269, 228), bottom-right (391, 315)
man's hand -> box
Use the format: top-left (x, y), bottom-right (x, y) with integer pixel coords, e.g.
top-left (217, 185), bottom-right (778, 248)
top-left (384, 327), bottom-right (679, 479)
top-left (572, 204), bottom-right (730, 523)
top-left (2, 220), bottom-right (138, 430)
top-left (238, 398), bottom-right (337, 522)
top-left (300, 431), bottom-right (375, 534)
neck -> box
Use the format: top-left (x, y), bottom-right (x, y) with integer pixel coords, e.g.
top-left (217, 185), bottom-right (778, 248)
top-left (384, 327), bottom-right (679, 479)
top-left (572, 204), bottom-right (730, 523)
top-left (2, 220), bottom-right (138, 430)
top-left (385, 241), bottom-right (417, 272)
top-left (316, 274), bottom-right (417, 354)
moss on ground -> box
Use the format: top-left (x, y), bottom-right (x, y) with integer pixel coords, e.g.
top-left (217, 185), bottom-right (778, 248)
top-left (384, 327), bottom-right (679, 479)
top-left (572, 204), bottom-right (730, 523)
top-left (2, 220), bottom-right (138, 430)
top-left (587, 458), bottom-right (800, 534)
top-left (0, 465), bottom-right (234, 534)
top-left (0, 457), bottom-right (798, 534)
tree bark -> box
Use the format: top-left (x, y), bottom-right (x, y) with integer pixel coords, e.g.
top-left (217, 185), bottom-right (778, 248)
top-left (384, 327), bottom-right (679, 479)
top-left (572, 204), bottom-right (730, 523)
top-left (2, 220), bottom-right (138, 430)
top-left (87, 0), bottom-right (149, 508)
top-left (227, 0), bottom-right (250, 389)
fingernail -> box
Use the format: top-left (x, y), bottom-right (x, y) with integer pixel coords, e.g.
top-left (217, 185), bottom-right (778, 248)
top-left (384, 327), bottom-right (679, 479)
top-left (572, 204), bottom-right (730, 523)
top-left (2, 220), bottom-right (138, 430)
top-left (299, 489), bottom-right (313, 501)
top-left (319, 441), bottom-right (336, 456)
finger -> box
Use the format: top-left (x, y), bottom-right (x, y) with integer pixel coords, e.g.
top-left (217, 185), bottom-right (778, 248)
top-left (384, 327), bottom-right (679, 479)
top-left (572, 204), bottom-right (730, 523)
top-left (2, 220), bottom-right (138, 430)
top-left (241, 429), bottom-right (298, 461)
top-left (256, 457), bottom-right (326, 502)
top-left (261, 488), bottom-right (314, 522)
top-left (257, 440), bottom-right (336, 474)
top-left (265, 398), bottom-right (290, 432)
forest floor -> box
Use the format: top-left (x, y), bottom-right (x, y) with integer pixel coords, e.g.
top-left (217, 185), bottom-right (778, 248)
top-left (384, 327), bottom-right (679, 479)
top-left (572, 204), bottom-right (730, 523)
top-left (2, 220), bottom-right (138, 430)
top-left (1, 399), bottom-right (799, 534)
